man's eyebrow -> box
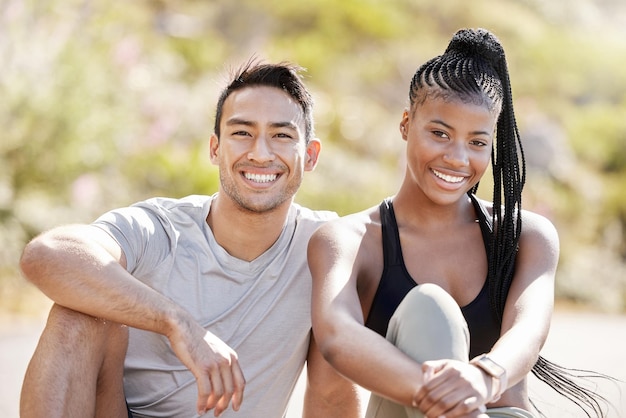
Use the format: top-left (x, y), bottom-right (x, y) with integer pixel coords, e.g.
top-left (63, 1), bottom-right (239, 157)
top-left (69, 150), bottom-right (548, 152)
top-left (431, 119), bottom-right (490, 136)
top-left (270, 121), bottom-right (298, 130)
top-left (225, 118), bottom-right (298, 131)
top-left (225, 117), bottom-right (255, 127)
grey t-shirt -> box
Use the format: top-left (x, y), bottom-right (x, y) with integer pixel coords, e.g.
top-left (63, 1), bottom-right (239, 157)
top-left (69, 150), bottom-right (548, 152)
top-left (93, 194), bottom-right (336, 418)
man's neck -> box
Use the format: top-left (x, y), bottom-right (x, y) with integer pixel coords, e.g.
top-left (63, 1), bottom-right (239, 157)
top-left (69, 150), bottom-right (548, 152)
top-left (206, 195), bottom-right (292, 262)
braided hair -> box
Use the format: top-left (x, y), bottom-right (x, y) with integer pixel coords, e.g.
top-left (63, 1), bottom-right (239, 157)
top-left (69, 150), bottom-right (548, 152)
top-left (408, 28), bottom-right (612, 417)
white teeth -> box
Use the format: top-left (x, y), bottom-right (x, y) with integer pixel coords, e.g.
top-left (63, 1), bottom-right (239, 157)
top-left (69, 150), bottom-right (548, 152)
top-left (244, 172), bottom-right (278, 183)
top-left (433, 169), bottom-right (464, 183)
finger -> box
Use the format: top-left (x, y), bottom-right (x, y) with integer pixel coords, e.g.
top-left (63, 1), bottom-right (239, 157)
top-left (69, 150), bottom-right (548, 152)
top-left (463, 396), bottom-right (486, 411)
top-left (423, 359), bottom-right (446, 374)
top-left (422, 363), bottom-right (435, 383)
top-left (417, 381), bottom-right (459, 417)
top-left (462, 397), bottom-right (487, 417)
top-left (206, 366), bottom-right (225, 416)
top-left (195, 374), bottom-right (214, 416)
top-left (213, 363), bottom-right (235, 416)
top-left (231, 360), bottom-right (246, 411)
top-left (425, 391), bottom-right (478, 418)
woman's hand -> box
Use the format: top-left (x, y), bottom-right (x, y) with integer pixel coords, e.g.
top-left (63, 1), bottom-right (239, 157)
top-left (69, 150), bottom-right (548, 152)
top-left (412, 359), bottom-right (490, 418)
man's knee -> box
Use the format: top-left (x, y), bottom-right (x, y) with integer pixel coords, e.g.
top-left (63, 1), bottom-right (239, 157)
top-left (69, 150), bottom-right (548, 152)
top-left (22, 305), bottom-right (129, 418)
top-left (43, 303), bottom-right (128, 360)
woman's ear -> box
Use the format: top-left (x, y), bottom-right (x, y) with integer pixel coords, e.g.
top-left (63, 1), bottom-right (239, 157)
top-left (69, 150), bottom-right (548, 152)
top-left (399, 109), bottom-right (410, 141)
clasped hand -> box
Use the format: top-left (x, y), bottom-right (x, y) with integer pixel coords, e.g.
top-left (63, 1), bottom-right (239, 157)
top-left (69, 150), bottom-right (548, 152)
top-left (412, 359), bottom-right (490, 418)
top-left (168, 320), bottom-right (246, 417)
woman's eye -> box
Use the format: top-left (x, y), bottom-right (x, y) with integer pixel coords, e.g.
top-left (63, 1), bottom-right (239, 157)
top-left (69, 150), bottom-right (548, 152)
top-left (432, 130), bottom-right (449, 139)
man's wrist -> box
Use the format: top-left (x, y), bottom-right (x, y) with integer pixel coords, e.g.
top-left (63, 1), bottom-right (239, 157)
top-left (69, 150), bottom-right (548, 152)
top-left (470, 354), bottom-right (507, 402)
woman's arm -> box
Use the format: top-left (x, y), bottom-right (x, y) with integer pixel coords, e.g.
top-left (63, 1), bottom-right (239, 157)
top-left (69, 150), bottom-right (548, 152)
top-left (308, 218), bottom-right (427, 407)
top-left (413, 210), bottom-right (559, 417)
top-left (303, 334), bottom-right (362, 417)
top-left (485, 210), bottom-right (559, 390)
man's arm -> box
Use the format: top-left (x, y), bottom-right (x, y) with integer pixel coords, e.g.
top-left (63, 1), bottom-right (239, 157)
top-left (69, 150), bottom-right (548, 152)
top-left (303, 334), bottom-right (362, 418)
top-left (20, 224), bottom-right (245, 416)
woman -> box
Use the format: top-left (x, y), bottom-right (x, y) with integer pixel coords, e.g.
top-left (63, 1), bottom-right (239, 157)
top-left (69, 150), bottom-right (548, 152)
top-left (308, 28), bottom-right (609, 418)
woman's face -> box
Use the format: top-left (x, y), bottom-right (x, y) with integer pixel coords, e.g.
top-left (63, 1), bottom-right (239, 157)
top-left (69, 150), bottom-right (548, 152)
top-left (400, 94), bottom-right (497, 206)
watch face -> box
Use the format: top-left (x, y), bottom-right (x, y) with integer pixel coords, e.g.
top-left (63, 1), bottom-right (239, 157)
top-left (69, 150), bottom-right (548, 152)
top-left (476, 356), bottom-right (505, 378)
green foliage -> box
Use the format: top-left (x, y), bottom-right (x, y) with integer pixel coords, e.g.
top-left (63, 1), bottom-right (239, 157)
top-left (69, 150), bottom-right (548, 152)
top-left (2, 0), bottom-right (626, 314)
top-left (568, 104), bottom-right (626, 172)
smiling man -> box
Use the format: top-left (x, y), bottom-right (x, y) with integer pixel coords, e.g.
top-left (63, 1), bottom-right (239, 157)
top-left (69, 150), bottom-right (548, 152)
top-left (19, 61), bottom-right (360, 418)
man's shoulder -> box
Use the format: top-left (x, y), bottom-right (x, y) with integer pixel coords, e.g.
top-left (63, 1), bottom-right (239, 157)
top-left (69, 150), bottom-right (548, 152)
top-left (128, 194), bottom-right (211, 219)
top-left (291, 202), bottom-right (338, 223)
top-left (136, 194), bottom-right (212, 211)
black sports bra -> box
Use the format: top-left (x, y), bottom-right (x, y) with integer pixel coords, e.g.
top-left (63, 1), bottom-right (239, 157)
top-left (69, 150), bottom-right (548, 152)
top-left (364, 195), bottom-right (500, 358)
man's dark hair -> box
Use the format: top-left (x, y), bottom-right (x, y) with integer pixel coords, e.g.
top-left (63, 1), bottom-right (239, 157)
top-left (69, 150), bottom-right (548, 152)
top-left (214, 59), bottom-right (314, 142)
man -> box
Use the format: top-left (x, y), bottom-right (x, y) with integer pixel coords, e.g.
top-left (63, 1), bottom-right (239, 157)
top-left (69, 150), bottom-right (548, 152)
top-left (20, 61), bottom-right (360, 418)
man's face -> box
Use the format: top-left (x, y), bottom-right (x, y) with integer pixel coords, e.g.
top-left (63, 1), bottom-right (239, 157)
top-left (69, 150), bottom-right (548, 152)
top-left (210, 86), bottom-right (320, 214)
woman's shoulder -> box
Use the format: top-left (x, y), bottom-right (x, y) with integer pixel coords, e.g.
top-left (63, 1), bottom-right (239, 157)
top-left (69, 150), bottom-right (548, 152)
top-left (476, 198), bottom-right (557, 230)
top-left (474, 196), bottom-right (559, 246)
top-left (520, 208), bottom-right (559, 246)
top-left (310, 203), bottom-right (382, 248)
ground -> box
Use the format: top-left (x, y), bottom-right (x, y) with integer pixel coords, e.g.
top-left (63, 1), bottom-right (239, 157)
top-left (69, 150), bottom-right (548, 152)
top-left (2, 308), bottom-right (625, 418)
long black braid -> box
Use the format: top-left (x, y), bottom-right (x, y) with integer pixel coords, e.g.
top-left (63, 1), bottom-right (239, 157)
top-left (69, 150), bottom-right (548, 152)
top-left (408, 28), bottom-right (613, 417)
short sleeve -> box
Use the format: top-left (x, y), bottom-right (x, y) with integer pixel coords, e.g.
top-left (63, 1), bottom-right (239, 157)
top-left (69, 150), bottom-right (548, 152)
top-left (92, 206), bottom-right (173, 276)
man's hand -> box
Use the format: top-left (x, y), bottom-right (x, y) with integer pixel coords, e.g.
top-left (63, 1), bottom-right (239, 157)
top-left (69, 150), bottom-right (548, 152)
top-left (412, 359), bottom-right (489, 418)
top-left (167, 316), bottom-right (246, 417)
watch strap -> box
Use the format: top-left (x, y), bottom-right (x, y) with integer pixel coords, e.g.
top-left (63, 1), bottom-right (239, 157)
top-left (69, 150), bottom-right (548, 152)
top-left (470, 354), bottom-right (507, 402)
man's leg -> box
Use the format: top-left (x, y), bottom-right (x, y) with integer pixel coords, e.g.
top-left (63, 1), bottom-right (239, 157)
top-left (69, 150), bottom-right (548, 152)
top-left (20, 303), bottom-right (129, 418)
top-left (365, 283), bottom-right (470, 418)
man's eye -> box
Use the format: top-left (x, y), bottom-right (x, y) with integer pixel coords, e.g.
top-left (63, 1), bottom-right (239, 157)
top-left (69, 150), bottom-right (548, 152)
top-left (233, 131), bottom-right (251, 137)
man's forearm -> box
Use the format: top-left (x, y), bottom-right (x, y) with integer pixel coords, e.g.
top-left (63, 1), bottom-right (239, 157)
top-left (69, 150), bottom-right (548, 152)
top-left (20, 224), bottom-right (183, 336)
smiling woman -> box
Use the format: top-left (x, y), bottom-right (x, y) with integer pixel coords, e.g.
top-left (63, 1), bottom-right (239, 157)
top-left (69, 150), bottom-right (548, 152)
top-left (307, 27), bottom-right (614, 418)
top-left (400, 98), bottom-right (495, 204)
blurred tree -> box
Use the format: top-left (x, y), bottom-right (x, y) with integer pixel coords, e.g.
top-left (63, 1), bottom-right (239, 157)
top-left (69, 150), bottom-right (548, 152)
top-left (1, 0), bottom-right (625, 314)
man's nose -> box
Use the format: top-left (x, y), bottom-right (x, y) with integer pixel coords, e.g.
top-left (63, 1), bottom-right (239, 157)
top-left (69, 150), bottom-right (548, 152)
top-left (247, 135), bottom-right (275, 162)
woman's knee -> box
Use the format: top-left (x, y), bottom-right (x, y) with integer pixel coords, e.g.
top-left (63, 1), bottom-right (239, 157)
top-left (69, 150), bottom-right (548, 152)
top-left (388, 284), bottom-right (469, 361)
top-left (394, 284), bottom-right (459, 320)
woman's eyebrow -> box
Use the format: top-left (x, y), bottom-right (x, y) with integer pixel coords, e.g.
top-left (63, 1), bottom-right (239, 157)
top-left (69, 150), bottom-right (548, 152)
top-left (431, 119), bottom-right (490, 136)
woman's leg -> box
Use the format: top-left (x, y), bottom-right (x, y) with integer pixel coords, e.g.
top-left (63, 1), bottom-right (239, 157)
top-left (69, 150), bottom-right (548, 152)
top-left (365, 283), bottom-right (470, 418)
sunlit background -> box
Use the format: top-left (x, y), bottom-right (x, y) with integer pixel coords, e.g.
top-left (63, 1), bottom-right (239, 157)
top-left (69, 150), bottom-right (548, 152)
top-left (2, 1), bottom-right (626, 417)
top-left (2, 0), bottom-right (626, 316)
